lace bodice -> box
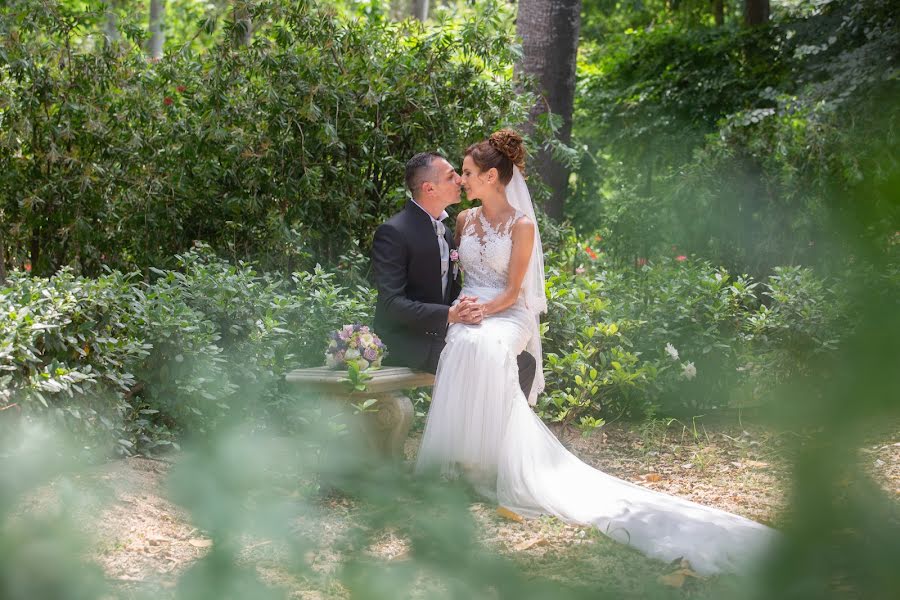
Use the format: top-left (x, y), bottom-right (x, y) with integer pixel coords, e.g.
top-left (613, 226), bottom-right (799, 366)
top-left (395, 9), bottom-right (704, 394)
top-left (457, 207), bottom-right (523, 291)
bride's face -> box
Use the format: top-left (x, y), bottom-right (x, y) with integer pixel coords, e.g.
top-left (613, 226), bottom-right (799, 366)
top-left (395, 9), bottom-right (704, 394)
top-left (461, 156), bottom-right (496, 201)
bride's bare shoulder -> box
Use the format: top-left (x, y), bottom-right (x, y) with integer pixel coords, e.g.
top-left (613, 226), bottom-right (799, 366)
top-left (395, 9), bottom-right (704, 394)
top-left (510, 216), bottom-right (535, 247)
top-left (511, 214), bottom-right (534, 232)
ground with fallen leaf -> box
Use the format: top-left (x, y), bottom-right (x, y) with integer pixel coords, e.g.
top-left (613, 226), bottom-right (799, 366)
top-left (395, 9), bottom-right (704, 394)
top-left (29, 416), bottom-right (900, 598)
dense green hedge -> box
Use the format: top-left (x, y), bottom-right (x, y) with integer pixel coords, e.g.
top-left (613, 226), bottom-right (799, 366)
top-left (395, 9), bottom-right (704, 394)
top-left (0, 0), bottom-right (540, 276)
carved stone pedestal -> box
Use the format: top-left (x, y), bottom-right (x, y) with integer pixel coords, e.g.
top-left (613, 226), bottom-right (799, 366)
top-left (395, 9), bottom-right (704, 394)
top-left (285, 366), bottom-right (434, 460)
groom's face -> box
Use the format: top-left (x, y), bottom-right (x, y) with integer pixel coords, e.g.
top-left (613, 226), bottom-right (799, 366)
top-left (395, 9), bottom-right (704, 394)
top-left (426, 158), bottom-right (463, 207)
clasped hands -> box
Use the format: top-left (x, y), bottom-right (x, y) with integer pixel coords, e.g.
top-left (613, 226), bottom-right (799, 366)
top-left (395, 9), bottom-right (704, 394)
top-left (448, 295), bottom-right (485, 324)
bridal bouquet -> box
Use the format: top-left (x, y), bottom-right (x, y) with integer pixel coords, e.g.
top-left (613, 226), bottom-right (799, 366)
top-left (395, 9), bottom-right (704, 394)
top-left (325, 324), bottom-right (386, 370)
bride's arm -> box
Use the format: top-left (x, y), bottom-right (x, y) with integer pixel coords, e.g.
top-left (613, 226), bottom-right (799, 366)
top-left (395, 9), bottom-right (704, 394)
top-left (481, 217), bottom-right (535, 317)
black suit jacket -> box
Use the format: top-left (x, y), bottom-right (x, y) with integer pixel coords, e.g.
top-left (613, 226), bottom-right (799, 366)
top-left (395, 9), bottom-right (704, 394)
top-left (372, 200), bottom-right (463, 371)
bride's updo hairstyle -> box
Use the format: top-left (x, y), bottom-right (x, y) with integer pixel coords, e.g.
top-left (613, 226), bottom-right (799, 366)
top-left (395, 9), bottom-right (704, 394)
top-left (465, 129), bottom-right (526, 185)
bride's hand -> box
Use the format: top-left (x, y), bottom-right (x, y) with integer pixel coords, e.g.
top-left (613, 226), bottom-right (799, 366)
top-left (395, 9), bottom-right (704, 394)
top-left (449, 297), bottom-right (483, 324)
top-left (464, 302), bottom-right (485, 324)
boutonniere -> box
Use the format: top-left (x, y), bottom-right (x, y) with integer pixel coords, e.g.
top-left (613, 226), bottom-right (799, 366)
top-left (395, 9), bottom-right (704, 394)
top-left (450, 249), bottom-right (461, 278)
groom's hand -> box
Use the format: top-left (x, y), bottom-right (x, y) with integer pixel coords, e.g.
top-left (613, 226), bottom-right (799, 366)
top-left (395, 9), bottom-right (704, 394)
top-left (448, 297), bottom-right (483, 324)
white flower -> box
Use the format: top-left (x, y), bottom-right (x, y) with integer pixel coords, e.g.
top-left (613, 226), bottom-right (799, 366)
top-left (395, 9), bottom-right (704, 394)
top-left (345, 348), bottom-right (360, 360)
top-left (358, 333), bottom-right (374, 347)
top-left (682, 361), bottom-right (697, 380)
top-left (665, 343), bottom-right (679, 361)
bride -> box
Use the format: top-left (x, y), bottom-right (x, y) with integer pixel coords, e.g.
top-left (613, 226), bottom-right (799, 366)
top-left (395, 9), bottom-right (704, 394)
top-left (414, 129), bottom-right (779, 576)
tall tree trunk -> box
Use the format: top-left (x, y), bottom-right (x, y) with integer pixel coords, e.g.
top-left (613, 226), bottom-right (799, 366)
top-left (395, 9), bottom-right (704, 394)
top-left (516, 0), bottom-right (583, 220)
top-left (412, 0), bottom-right (429, 21)
top-left (744, 0), bottom-right (769, 26)
top-left (148, 0), bottom-right (165, 60)
top-left (234, 2), bottom-right (252, 46)
top-left (713, 0), bottom-right (724, 25)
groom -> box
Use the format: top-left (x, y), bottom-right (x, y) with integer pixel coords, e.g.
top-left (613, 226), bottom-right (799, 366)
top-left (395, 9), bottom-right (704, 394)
top-left (371, 152), bottom-right (536, 397)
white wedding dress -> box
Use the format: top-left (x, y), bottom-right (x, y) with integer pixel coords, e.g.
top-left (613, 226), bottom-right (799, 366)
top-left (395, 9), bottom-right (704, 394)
top-left (415, 205), bottom-right (779, 576)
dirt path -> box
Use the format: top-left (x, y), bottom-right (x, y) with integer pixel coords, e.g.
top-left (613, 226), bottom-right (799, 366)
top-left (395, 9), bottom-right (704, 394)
top-left (31, 419), bottom-right (899, 599)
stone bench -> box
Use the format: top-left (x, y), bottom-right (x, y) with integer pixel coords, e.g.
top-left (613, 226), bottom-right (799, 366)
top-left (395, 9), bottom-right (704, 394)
top-left (285, 366), bottom-right (434, 460)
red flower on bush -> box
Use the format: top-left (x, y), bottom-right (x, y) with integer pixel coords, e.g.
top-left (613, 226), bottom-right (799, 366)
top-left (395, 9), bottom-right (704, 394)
top-left (176, 85), bottom-right (186, 93)
top-left (584, 246), bottom-right (598, 260)
top-left (24, 260), bottom-right (31, 272)
top-left (636, 257), bottom-right (647, 267)
top-left (676, 255), bottom-right (687, 262)
top-left (163, 96), bottom-right (173, 106)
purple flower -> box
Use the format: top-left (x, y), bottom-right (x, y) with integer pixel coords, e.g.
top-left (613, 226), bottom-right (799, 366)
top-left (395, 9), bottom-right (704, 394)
top-left (363, 347), bottom-right (378, 361)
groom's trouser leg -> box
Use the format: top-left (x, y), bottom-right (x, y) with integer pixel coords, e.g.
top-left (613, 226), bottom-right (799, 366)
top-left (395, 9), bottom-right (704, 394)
top-left (517, 351), bottom-right (536, 399)
top-left (422, 340), bottom-right (444, 374)
top-left (424, 340), bottom-right (535, 399)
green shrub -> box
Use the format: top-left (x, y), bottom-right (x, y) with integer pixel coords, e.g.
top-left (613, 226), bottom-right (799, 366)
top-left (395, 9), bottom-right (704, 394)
top-left (0, 247), bottom-right (373, 454)
top-left (743, 265), bottom-right (848, 385)
top-left (139, 246), bottom-right (374, 434)
top-left (540, 238), bottom-right (852, 417)
top-left (600, 257), bottom-right (760, 412)
top-left (0, 0), bottom-right (538, 276)
top-left (539, 252), bottom-right (658, 428)
top-left (0, 269), bottom-right (151, 454)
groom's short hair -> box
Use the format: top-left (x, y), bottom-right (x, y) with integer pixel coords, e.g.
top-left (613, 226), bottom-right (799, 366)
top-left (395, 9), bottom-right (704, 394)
top-left (405, 152), bottom-right (446, 199)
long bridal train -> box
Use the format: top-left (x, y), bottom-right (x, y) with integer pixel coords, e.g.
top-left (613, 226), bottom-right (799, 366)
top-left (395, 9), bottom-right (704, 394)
top-left (416, 315), bottom-right (778, 576)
